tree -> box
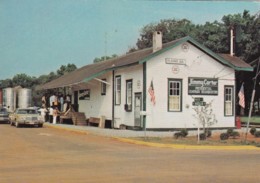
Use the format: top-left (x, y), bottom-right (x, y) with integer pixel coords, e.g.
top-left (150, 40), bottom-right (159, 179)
top-left (57, 63), bottom-right (77, 76)
top-left (12, 73), bottom-right (36, 88)
top-left (93, 54), bottom-right (118, 63)
top-left (136, 18), bottom-right (196, 50)
top-left (193, 100), bottom-right (218, 140)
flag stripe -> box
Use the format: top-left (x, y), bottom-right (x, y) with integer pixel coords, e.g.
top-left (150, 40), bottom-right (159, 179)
top-left (238, 84), bottom-right (245, 108)
top-left (148, 80), bottom-right (156, 105)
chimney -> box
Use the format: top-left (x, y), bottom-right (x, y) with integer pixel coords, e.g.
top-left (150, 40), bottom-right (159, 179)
top-left (230, 27), bottom-right (234, 56)
top-left (153, 31), bottom-right (162, 52)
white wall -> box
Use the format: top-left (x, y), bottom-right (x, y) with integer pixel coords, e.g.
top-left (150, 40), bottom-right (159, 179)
top-left (77, 72), bottom-right (113, 120)
top-left (145, 42), bottom-right (236, 129)
top-left (113, 64), bottom-right (143, 128)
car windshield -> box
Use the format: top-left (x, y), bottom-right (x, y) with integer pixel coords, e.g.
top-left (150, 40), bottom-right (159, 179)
top-left (17, 109), bottom-right (38, 114)
top-left (0, 108), bottom-right (7, 113)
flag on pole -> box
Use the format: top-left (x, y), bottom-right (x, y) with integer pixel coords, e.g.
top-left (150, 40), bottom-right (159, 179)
top-left (238, 84), bottom-right (245, 108)
top-left (148, 80), bottom-right (156, 105)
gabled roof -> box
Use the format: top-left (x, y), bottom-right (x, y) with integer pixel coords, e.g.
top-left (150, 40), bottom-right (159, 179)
top-left (38, 36), bottom-right (253, 90)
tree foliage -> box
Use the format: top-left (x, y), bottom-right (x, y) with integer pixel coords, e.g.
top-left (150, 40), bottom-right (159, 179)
top-left (134, 10), bottom-right (259, 63)
top-left (93, 54), bottom-right (118, 63)
top-left (0, 63), bottom-right (77, 89)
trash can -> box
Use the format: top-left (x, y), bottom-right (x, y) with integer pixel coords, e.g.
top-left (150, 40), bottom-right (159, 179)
top-left (236, 116), bottom-right (241, 129)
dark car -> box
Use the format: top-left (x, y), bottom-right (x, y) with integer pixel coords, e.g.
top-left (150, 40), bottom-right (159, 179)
top-left (0, 107), bottom-right (9, 123)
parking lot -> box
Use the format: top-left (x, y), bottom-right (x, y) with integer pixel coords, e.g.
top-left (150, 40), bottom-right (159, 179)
top-left (1, 123), bottom-right (260, 183)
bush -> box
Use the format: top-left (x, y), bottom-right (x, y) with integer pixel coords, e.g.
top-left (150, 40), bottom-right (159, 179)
top-left (250, 127), bottom-right (257, 135)
top-left (199, 133), bottom-right (206, 140)
top-left (174, 129), bottom-right (188, 139)
top-left (229, 131), bottom-right (240, 139)
top-left (220, 133), bottom-right (229, 140)
top-left (206, 130), bottom-right (212, 138)
top-left (227, 128), bottom-right (234, 135)
top-left (254, 131), bottom-right (260, 138)
top-left (180, 129), bottom-right (188, 137)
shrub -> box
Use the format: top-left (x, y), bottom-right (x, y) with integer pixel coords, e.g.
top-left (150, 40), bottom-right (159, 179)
top-left (254, 131), bottom-right (260, 138)
top-left (229, 131), bottom-right (240, 139)
top-left (220, 133), bottom-right (229, 140)
top-left (250, 127), bottom-right (257, 135)
top-left (206, 130), bottom-right (212, 138)
top-left (174, 129), bottom-right (188, 139)
top-left (180, 129), bottom-right (188, 137)
top-left (227, 128), bottom-right (234, 135)
top-left (199, 133), bottom-right (206, 140)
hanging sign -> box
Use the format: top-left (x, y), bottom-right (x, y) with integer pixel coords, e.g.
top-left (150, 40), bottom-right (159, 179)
top-left (188, 78), bottom-right (218, 95)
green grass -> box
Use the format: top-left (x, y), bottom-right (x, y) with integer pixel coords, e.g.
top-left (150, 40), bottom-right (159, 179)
top-left (240, 116), bottom-right (260, 123)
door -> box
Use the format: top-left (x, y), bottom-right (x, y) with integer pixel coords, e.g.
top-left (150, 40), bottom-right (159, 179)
top-left (134, 93), bottom-right (142, 127)
top-left (73, 91), bottom-right (79, 112)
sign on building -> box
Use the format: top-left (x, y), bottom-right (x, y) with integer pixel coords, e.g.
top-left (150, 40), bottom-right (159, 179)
top-left (188, 78), bottom-right (218, 95)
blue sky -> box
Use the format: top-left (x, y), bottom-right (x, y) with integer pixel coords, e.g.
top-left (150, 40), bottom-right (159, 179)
top-left (0, 0), bottom-right (259, 80)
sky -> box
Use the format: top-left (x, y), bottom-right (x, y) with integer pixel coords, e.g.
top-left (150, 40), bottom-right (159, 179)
top-left (0, 0), bottom-right (259, 80)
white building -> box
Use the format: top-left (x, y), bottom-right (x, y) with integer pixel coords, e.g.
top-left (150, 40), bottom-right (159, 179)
top-left (40, 33), bottom-right (252, 130)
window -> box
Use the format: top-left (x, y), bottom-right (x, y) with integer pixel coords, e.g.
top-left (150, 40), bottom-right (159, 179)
top-left (101, 79), bottom-right (106, 95)
top-left (125, 80), bottom-right (132, 111)
top-left (168, 79), bottom-right (182, 112)
top-left (224, 86), bottom-right (234, 116)
top-left (115, 76), bottom-right (121, 105)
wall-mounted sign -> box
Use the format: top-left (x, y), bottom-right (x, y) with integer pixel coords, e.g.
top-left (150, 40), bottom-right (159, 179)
top-left (188, 78), bottom-right (218, 95)
top-left (192, 97), bottom-right (206, 106)
top-left (172, 65), bottom-right (180, 74)
top-left (165, 58), bottom-right (186, 65)
top-left (182, 43), bottom-right (189, 52)
top-left (79, 89), bottom-right (90, 100)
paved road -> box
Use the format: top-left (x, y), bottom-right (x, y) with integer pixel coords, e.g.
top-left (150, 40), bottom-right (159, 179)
top-left (1, 123), bottom-right (260, 183)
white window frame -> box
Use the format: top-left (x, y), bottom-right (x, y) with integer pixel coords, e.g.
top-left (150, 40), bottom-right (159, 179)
top-left (101, 79), bottom-right (106, 95)
top-left (168, 79), bottom-right (182, 112)
top-left (224, 86), bottom-right (234, 116)
top-left (115, 76), bottom-right (121, 105)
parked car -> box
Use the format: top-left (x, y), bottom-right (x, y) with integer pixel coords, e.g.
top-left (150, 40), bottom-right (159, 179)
top-left (0, 107), bottom-right (9, 123)
top-left (9, 108), bottom-right (44, 128)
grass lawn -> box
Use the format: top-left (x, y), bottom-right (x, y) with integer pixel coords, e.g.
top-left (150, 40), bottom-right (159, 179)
top-left (240, 116), bottom-right (260, 123)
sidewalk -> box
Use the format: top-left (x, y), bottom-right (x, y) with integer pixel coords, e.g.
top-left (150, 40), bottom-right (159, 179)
top-left (44, 123), bottom-right (260, 150)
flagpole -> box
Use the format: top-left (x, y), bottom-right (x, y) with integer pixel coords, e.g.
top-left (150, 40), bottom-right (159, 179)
top-left (244, 58), bottom-right (260, 142)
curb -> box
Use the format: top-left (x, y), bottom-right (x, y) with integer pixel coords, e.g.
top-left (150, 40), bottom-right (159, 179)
top-left (44, 123), bottom-right (260, 151)
top-left (114, 137), bottom-right (260, 151)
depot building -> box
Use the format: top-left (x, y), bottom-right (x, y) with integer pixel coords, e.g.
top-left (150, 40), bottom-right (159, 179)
top-left (39, 32), bottom-right (253, 130)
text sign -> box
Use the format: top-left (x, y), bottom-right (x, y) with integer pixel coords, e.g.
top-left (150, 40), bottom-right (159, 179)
top-left (188, 78), bottom-right (218, 95)
top-left (192, 97), bottom-right (206, 106)
top-left (165, 58), bottom-right (186, 65)
top-left (79, 89), bottom-right (90, 100)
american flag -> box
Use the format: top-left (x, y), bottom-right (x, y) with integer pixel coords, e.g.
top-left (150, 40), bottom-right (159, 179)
top-left (148, 80), bottom-right (156, 105)
top-left (238, 84), bottom-right (245, 108)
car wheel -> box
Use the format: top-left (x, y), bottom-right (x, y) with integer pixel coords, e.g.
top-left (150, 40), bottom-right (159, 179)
top-left (15, 121), bottom-right (20, 128)
top-left (38, 124), bottom-right (43, 128)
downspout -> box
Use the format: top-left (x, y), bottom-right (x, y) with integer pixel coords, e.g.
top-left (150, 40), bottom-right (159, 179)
top-left (112, 70), bottom-right (115, 129)
top-left (142, 62), bottom-right (147, 130)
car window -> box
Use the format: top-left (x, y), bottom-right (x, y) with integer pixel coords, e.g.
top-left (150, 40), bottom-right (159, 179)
top-left (0, 108), bottom-right (7, 113)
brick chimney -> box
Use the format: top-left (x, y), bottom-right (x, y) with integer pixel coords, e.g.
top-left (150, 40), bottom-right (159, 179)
top-left (153, 31), bottom-right (162, 52)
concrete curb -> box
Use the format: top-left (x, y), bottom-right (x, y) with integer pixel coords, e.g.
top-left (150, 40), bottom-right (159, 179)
top-left (114, 137), bottom-right (260, 151)
top-left (44, 123), bottom-right (260, 151)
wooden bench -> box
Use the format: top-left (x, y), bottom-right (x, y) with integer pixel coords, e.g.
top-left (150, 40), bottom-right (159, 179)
top-left (88, 116), bottom-right (105, 128)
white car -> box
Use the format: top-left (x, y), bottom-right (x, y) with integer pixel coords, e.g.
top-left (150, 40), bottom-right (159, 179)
top-left (9, 108), bottom-right (44, 128)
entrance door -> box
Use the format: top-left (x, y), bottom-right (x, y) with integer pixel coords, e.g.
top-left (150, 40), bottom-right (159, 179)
top-left (134, 93), bottom-right (142, 127)
top-left (73, 91), bottom-right (79, 112)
